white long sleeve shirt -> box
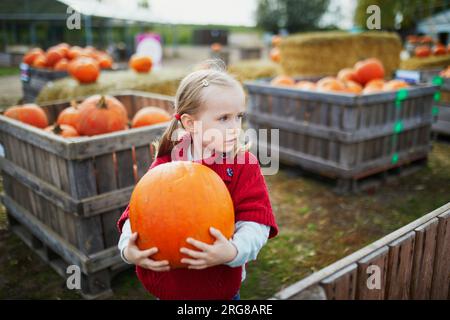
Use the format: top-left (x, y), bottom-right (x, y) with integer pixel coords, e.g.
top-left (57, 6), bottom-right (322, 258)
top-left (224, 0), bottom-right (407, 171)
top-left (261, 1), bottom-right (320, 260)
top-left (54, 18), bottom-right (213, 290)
top-left (118, 143), bottom-right (270, 281)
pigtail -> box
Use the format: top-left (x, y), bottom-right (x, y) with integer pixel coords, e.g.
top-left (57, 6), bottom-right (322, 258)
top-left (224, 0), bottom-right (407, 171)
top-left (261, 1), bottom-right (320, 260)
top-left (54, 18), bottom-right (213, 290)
top-left (154, 117), bottom-right (180, 157)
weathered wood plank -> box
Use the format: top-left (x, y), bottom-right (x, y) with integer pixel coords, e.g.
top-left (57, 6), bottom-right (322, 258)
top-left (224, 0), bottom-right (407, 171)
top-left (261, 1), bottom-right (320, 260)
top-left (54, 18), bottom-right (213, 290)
top-left (430, 210), bottom-right (450, 299)
top-left (410, 218), bottom-right (438, 299)
top-left (320, 263), bottom-right (357, 300)
top-left (385, 231), bottom-right (415, 299)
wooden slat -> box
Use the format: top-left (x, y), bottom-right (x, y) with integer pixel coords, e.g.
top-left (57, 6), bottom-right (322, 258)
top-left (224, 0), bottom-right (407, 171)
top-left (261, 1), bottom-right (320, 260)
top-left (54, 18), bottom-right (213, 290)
top-left (356, 246), bottom-right (389, 299)
top-left (134, 144), bottom-right (152, 180)
top-left (431, 210), bottom-right (450, 299)
top-left (385, 231), bottom-right (415, 299)
top-left (410, 218), bottom-right (438, 299)
top-left (116, 149), bottom-right (136, 188)
top-left (320, 263), bottom-right (357, 300)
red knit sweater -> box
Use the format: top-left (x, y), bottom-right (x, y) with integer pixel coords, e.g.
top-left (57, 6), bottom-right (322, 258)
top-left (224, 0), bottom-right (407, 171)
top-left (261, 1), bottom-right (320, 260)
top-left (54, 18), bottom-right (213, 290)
top-left (117, 134), bottom-right (278, 300)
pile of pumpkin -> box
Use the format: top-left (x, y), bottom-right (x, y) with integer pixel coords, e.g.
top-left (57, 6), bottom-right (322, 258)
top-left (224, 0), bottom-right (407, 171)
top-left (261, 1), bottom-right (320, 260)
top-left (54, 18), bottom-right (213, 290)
top-left (406, 35), bottom-right (450, 58)
top-left (3, 95), bottom-right (172, 138)
top-left (23, 43), bottom-right (153, 84)
top-left (270, 57), bottom-right (409, 94)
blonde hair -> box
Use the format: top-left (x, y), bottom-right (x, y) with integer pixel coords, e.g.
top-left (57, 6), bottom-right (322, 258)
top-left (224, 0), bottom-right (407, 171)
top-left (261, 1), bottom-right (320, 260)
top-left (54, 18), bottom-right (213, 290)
top-left (153, 60), bottom-right (250, 159)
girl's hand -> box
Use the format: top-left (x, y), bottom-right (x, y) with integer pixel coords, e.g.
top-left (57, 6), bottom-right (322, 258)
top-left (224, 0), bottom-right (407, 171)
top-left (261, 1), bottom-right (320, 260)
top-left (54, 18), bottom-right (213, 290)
top-left (179, 227), bottom-right (238, 270)
top-left (124, 232), bottom-right (170, 272)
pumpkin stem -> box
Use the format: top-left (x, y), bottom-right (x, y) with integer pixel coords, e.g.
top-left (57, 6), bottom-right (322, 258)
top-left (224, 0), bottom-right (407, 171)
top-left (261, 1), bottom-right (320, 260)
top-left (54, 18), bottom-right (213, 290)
top-left (70, 100), bottom-right (78, 109)
top-left (97, 95), bottom-right (108, 109)
top-left (53, 124), bottom-right (63, 135)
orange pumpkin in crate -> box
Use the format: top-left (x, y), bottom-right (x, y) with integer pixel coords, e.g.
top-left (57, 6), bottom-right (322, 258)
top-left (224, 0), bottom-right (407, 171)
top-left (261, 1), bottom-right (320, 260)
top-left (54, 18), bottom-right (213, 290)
top-left (270, 75), bottom-right (295, 87)
top-left (54, 58), bottom-right (69, 71)
top-left (4, 104), bottom-right (49, 128)
top-left (45, 124), bottom-right (79, 138)
top-left (383, 79), bottom-right (409, 91)
top-left (32, 54), bottom-right (48, 68)
top-left (354, 58), bottom-right (385, 85)
top-left (129, 54), bottom-right (153, 73)
top-left (316, 77), bottom-right (346, 92)
top-left (415, 46), bottom-right (431, 58)
top-left (269, 47), bottom-right (281, 63)
top-left (23, 48), bottom-right (45, 65)
top-left (57, 100), bottom-right (81, 128)
top-left (295, 81), bottom-right (316, 91)
top-left (76, 95), bottom-right (128, 136)
top-left (129, 161), bottom-right (235, 268)
top-left (97, 54), bottom-right (113, 69)
top-left (46, 47), bottom-right (65, 67)
top-left (68, 57), bottom-right (100, 84)
top-left (131, 107), bottom-right (171, 128)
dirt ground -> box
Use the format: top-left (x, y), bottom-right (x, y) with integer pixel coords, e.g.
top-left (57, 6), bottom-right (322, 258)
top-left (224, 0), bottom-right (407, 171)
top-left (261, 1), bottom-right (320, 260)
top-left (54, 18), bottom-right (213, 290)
top-left (0, 141), bottom-right (449, 300)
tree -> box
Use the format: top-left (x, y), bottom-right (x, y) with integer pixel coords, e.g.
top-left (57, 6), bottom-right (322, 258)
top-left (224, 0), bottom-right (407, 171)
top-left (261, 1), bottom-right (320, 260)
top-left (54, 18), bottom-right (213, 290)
top-left (354, 0), bottom-right (449, 31)
top-left (256, 0), bottom-right (330, 33)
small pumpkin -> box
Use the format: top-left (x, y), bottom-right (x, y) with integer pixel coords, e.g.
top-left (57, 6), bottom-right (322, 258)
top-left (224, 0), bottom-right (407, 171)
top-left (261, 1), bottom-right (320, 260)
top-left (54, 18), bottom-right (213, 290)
top-left (316, 77), bottom-right (346, 92)
top-left (45, 124), bottom-right (79, 138)
top-left (210, 43), bottom-right (223, 52)
top-left (343, 80), bottom-right (363, 94)
top-left (131, 107), bottom-right (172, 128)
top-left (295, 81), bottom-right (316, 91)
top-left (66, 46), bottom-right (83, 60)
top-left (270, 75), bottom-right (295, 87)
top-left (56, 100), bottom-right (81, 128)
top-left (32, 54), bottom-right (48, 68)
top-left (54, 58), bottom-right (69, 71)
top-left (383, 79), bottom-right (409, 91)
top-left (272, 35), bottom-right (282, 47)
top-left (46, 47), bottom-right (65, 67)
top-left (415, 46), bottom-right (431, 58)
top-left (269, 47), bottom-right (281, 63)
top-left (129, 54), bottom-right (152, 73)
top-left (433, 44), bottom-right (447, 56)
top-left (4, 104), bottom-right (49, 128)
top-left (337, 68), bottom-right (360, 83)
top-left (97, 54), bottom-right (113, 69)
top-left (76, 95), bottom-right (128, 136)
top-left (23, 48), bottom-right (45, 65)
top-left (362, 79), bottom-right (385, 94)
top-left (129, 161), bottom-right (235, 268)
top-left (354, 58), bottom-right (385, 85)
top-left (68, 57), bottom-right (100, 84)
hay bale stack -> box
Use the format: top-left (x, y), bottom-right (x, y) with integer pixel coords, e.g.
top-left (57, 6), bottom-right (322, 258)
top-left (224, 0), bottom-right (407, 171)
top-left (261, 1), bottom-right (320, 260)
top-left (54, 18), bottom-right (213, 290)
top-left (36, 68), bottom-right (187, 104)
top-left (280, 31), bottom-right (402, 77)
top-left (400, 54), bottom-right (450, 70)
top-left (228, 59), bottom-right (282, 82)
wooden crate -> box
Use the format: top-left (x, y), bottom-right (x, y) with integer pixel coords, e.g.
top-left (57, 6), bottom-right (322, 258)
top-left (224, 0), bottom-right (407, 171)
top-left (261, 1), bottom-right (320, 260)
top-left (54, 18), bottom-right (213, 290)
top-left (0, 91), bottom-right (174, 299)
top-left (396, 69), bottom-right (450, 137)
top-left (272, 202), bottom-right (450, 300)
top-left (20, 63), bottom-right (68, 103)
top-left (244, 79), bottom-right (439, 193)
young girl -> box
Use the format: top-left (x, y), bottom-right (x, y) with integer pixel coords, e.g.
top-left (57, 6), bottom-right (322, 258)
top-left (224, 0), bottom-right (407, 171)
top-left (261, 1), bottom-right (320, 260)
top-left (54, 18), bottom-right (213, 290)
top-left (117, 61), bottom-right (278, 300)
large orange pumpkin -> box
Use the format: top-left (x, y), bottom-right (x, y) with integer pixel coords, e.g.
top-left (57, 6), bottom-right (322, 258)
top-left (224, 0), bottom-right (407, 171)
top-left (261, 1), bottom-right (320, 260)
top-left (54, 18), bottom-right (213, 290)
top-left (131, 107), bottom-right (171, 128)
top-left (45, 124), bottom-right (79, 138)
top-left (68, 57), bottom-right (100, 84)
top-left (57, 100), bottom-right (81, 128)
top-left (4, 104), bottom-right (48, 128)
top-left (129, 55), bottom-right (152, 73)
top-left (76, 95), bottom-right (128, 136)
top-left (129, 161), bottom-right (235, 268)
top-left (354, 58), bottom-right (385, 85)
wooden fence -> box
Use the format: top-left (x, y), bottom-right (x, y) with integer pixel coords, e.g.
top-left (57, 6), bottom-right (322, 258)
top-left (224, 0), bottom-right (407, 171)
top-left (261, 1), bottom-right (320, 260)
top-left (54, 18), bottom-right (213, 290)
top-left (272, 202), bottom-right (450, 300)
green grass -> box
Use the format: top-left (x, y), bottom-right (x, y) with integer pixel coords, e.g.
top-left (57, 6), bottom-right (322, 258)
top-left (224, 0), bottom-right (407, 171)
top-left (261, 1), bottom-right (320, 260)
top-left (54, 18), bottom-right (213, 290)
top-left (0, 67), bottom-right (19, 77)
